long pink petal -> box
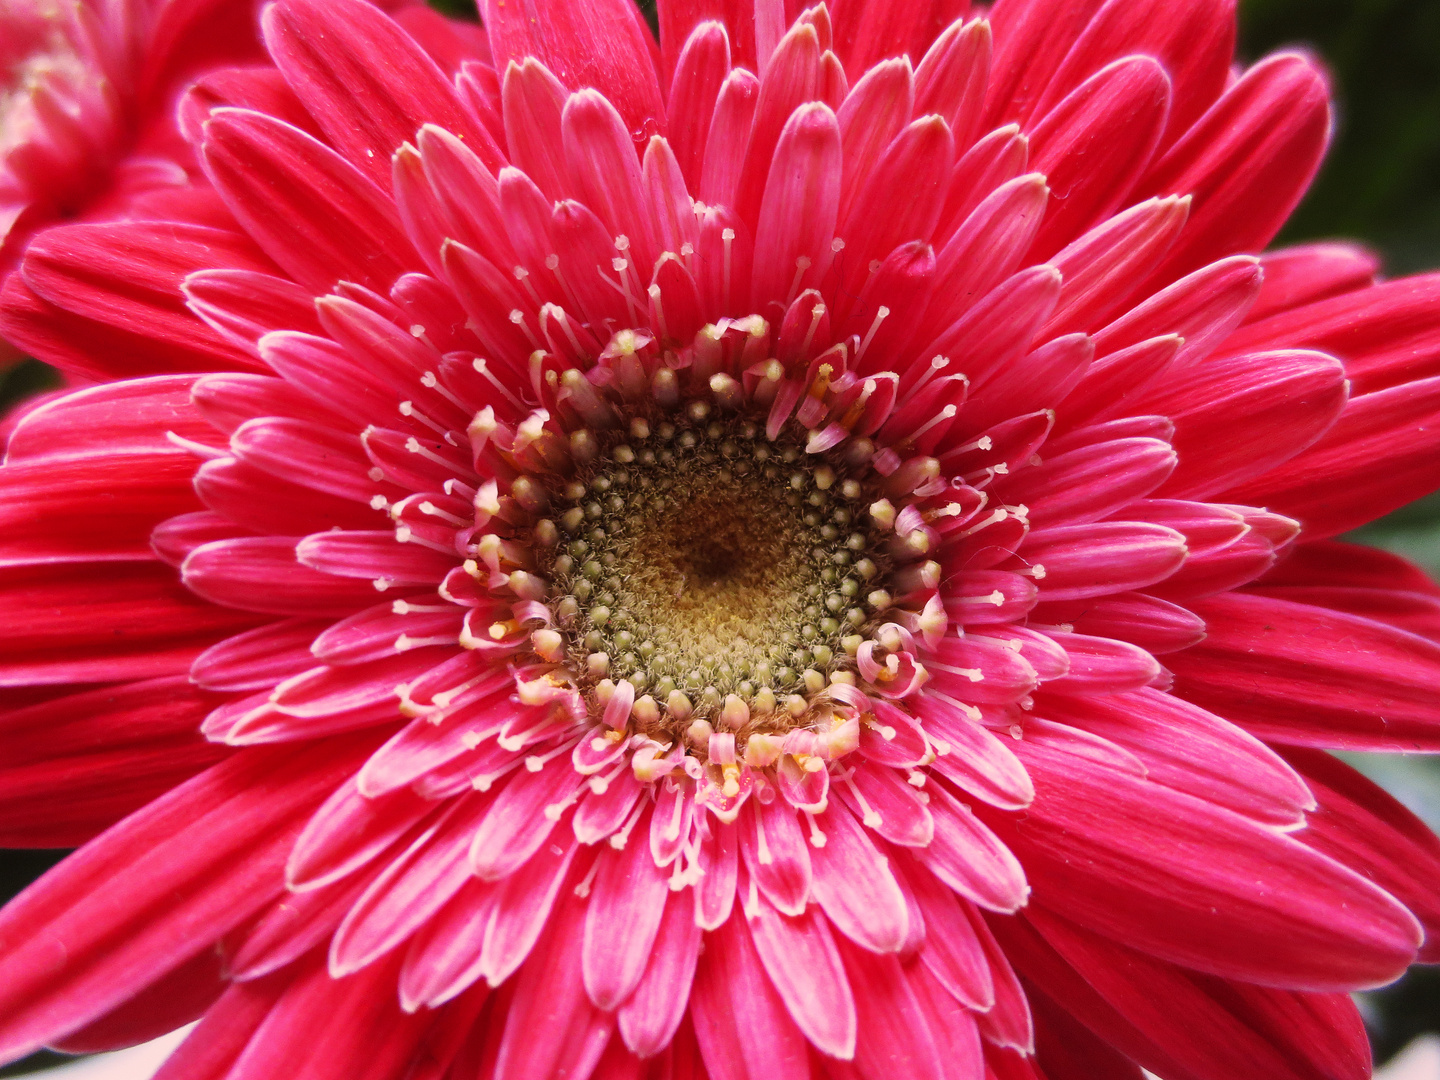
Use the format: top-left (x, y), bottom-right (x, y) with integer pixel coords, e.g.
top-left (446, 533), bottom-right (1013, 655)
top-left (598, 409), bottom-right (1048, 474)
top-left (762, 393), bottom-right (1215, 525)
top-left (264, 0), bottom-right (496, 189)
top-left (201, 108), bottom-right (420, 292)
top-left (1038, 688), bottom-right (1313, 827)
top-left (0, 740), bottom-right (368, 1060)
top-left (483, 0), bottom-right (664, 144)
top-left (330, 792), bottom-right (489, 975)
top-left (1024, 57), bottom-right (1171, 259)
top-left (1171, 592), bottom-right (1440, 751)
top-left (744, 895), bottom-right (857, 1060)
top-left (617, 888), bottom-right (703, 1057)
top-left (1225, 270), bottom-right (1440, 395)
top-left (1225, 375), bottom-right (1440, 539)
top-left (986, 727), bottom-right (1422, 990)
top-left (809, 800), bottom-right (911, 952)
top-left (495, 885), bottom-right (614, 1080)
top-left (583, 805), bottom-right (672, 1009)
top-left (836, 935), bottom-right (945, 1080)
top-left (1138, 53), bottom-right (1330, 286)
top-left (915, 784), bottom-right (1029, 913)
top-left (738, 797), bottom-right (811, 916)
top-left (749, 101), bottom-right (841, 310)
top-left (690, 910), bottom-right (812, 1080)
top-left (1283, 747), bottom-right (1440, 964)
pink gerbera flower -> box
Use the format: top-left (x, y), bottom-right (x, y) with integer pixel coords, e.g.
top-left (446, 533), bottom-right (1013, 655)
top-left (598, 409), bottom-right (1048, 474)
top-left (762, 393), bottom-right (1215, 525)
top-left (0, 0), bottom-right (273, 272)
top-left (3, 0), bottom-right (1440, 1077)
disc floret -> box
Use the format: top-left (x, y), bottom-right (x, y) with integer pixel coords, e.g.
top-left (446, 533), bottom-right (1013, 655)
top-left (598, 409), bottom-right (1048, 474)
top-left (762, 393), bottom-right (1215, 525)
top-left (459, 318), bottom-right (949, 778)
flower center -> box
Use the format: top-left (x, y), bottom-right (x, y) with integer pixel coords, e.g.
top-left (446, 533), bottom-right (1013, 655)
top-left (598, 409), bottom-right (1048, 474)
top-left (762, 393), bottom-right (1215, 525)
top-left (538, 406), bottom-right (893, 733)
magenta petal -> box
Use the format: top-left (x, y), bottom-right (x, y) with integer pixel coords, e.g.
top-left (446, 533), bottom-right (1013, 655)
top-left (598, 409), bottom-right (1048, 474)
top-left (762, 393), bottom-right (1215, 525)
top-left (201, 108), bottom-right (421, 292)
top-left (224, 953), bottom-right (431, 1080)
top-left (1038, 688), bottom-right (1314, 827)
top-left (691, 909), bottom-right (812, 1080)
top-left (478, 833), bottom-right (581, 987)
top-left (617, 888), bottom-right (703, 1057)
top-left (737, 797), bottom-right (812, 916)
top-left (264, 0), bottom-right (494, 188)
top-left (495, 885), bottom-right (614, 1080)
top-left (49, 949), bottom-right (226, 1054)
top-left (809, 800), bottom-right (911, 953)
top-left (1283, 747), bottom-right (1440, 965)
top-left (469, 753), bottom-right (585, 880)
top-left (0, 740), bottom-right (368, 1061)
top-left (1171, 592), bottom-right (1440, 750)
top-left (330, 792), bottom-right (489, 976)
top-left (990, 727), bottom-right (1422, 991)
top-left (582, 805), bottom-right (671, 1010)
top-left (744, 894), bottom-right (857, 1060)
top-left (915, 784), bottom-right (1029, 913)
top-left (481, 0), bottom-right (664, 145)
top-left (835, 935), bottom-right (946, 1080)
top-left (896, 854), bottom-right (996, 1011)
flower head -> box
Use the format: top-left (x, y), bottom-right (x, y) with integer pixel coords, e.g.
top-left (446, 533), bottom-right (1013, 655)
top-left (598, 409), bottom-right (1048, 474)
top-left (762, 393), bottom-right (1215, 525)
top-left (3, 0), bottom-right (1440, 1077)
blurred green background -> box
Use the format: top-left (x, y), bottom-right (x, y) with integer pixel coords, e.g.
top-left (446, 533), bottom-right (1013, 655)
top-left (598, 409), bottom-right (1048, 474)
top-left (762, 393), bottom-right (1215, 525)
top-left (1241, 2), bottom-right (1440, 1055)
top-left (3, 0), bottom-right (1440, 1073)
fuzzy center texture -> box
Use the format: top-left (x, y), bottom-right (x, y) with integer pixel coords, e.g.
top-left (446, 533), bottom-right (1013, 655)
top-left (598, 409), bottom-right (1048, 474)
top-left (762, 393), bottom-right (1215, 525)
top-left (538, 413), bottom-right (891, 727)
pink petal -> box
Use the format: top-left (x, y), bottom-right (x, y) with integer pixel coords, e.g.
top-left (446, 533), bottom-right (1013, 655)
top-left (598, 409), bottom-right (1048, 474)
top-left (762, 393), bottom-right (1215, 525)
top-left (50, 949), bottom-right (226, 1055)
top-left (583, 805), bottom-right (672, 1009)
top-left (914, 17), bottom-right (993, 152)
top-left (617, 888), bottom-right (703, 1057)
top-left (841, 762), bottom-right (935, 848)
top-left (896, 855), bottom-right (996, 1011)
top-left (287, 778), bottom-right (437, 891)
top-left (912, 697), bottom-right (1036, 812)
top-left (1225, 375), bottom-right (1440, 539)
top-left (749, 101), bottom-right (842, 311)
top-left (997, 437), bottom-right (1176, 528)
top-left (1093, 254), bottom-right (1262, 368)
top-left (478, 833), bottom-right (582, 986)
top-left (1227, 268), bottom-right (1440, 394)
top-left (1024, 57), bottom-right (1171, 259)
top-left (0, 561), bottom-right (263, 686)
top-left (690, 909), bottom-right (812, 1080)
top-left (1139, 53), bottom-right (1330, 286)
top-left (1040, 689), bottom-right (1313, 828)
top-left (1283, 747), bottom-right (1440, 964)
top-left (397, 877), bottom-right (503, 1010)
top-left (191, 618), bottom-right (329, 692)
top-left (470, 753), bottom-right (587, 880)
top-left (988, 727), bottom-right (1422, 990)
top-left (666, 22), bottom-right (731, 189)
top-left (495, 884), bottom-right (614, 1080)
top-left (694, 816), bottom-right (739, 930)
top-left (738, 797), bottom-right (812, 916)
top-left (744, 894), bottom-right (857, 1060)
top-left (915, 783), bottom-right (1029, 913)
top-left (1019, 521), bottom-right (1188, 601)
top-left (330, 792), bottom-right (489, 975)
top-left (481, 0), bottom-right (665, 147)
top-left (201, 108), bottom-right (421, 292)
top-left (0, 741), bottom-right (367, 1060)
top-left (835, 935), bottom-right (945, 1080)
top-left (264, 0), bottom-right (495, 189)
top-left (225, 953), bottom-right (431, 1080)
top-left (229, 876), bottom-right (368, 981)
top-left (809, 801), bottom-right (911, 952)
top-left (1171, 592), bottom-right (1440, 751)
top-left (1246, 241), bottom-right (1381, 324)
